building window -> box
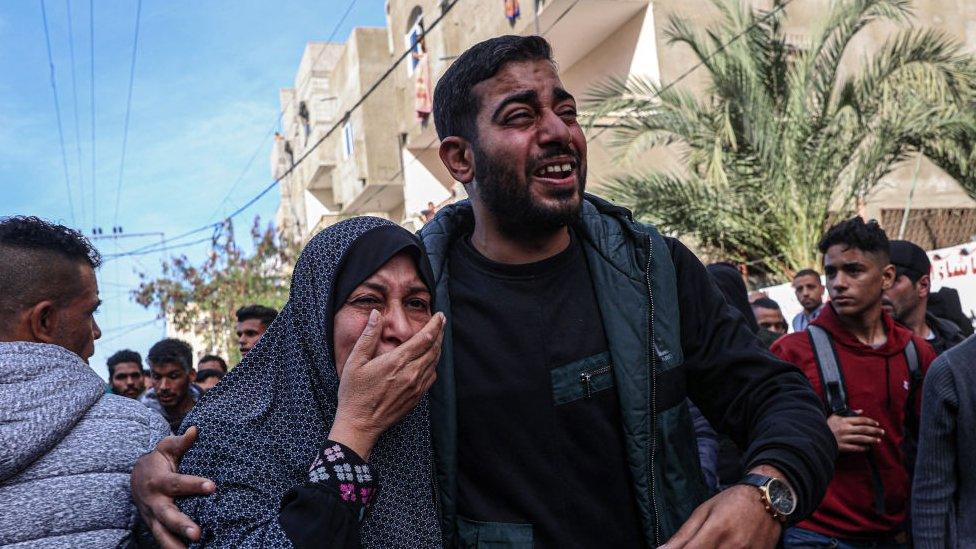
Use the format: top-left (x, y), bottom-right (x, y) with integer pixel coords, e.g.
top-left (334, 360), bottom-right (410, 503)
top-left (405, 7), bottom-right (424, 76)
top-left (342, 121), bottom-right (354, 159)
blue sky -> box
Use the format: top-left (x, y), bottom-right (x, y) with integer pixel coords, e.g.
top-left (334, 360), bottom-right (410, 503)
top-left (1, 0), bottom-right (387, 379)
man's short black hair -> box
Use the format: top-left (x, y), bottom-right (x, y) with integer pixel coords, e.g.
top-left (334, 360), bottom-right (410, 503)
top-left (198, 354), bottom-right (228, 372)
top-left (433, 35), bottom-right (554, 142)
top-left (236, 304), bottom-right (278, 328)
top-left (147, 338), bottom-right (194, 372)
top-left (817, 216), bottom-right (890, 262)
top-left (793, 269), bottom-right (821, 280)
top-left (0, 216), bottom-right (102, 331)
top-left (752, 297), bottom-right (783, 311)
top-left (195, 369), bottom-right (225, 383)
top-left (107, 349), bottom-right (143, 378)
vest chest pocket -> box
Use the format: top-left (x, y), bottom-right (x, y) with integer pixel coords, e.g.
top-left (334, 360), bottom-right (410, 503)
top-left (550, 351), bottom-right (614, 405)
top-left (457, 516), bottom-right (533, 548)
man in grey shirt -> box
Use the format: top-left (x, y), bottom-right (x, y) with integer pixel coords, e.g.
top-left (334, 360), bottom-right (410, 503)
top-left (912, 334), bottom-right (976, 547)
top-left (0, 216), bottom-right (169, 547)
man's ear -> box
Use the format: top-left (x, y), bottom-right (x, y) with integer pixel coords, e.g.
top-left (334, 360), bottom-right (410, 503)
top-left (881, 263), bottom-right (896, 291)
top-left (917, 274), bottom-right (931, 300)
top-left (439, 136), bottom-right (475, 185)
top-left (27, 300), bottom-right (60, 345)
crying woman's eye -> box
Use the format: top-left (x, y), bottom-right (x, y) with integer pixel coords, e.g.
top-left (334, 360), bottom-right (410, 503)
top-left (350, 296), bottom-right (382, 307)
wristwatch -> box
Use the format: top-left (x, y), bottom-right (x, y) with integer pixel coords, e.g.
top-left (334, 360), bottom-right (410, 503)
top-left (738, 473), bottom-right (797, 522)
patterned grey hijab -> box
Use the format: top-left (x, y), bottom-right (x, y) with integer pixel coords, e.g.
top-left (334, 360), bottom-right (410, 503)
top-left (178, 216), bottom-right (442, 548)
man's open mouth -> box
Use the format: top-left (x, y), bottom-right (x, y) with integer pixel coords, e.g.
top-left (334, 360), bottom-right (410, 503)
top-left (532, 159), bottom-right (577, 182)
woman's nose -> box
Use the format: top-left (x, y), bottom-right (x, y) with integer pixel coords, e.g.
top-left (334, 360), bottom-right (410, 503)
top-left (380, 304), bottom-right (412, 346)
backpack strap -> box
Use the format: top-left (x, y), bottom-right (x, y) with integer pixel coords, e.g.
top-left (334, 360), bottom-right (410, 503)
top-left (806, 325), bottom-right (849, 415)
top-left (808, 325), bottom-right (887, 514)
top-left (904, 339), bottom-right (921, 384)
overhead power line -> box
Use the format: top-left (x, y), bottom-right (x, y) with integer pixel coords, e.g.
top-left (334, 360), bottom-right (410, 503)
top-left (295, 0), bottom-right (360, 92)
top-left (66, 0), bottom-right (87, 228)
top-left (206, 111), bottom-right (281, 224)
top-left (102, 235), bottom-right (216, 261)
top-left (325, 0), bottom-right (358, 43)
top-left (40, 0), bottom-right (76, 225)
top-left (589, 0), bottom-right (795, 141)
top-left (89, 0), bottom-right (97, 228)
top-left (112, 0), bottom-right (143, 229)
top-left (109, 0), bottom-right (464, 261)
top-left (205, 0), bottom-right (357, 225)
top-left (99, 318), bottom-right (162, 343)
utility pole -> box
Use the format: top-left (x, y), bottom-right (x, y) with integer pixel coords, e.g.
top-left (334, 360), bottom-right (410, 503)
top-left (897, 155), bottom-right (923, 240)
top-left (534, 0), bottom-right (541, 34)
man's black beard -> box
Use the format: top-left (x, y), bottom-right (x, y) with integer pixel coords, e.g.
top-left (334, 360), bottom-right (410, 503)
top-left (472, 145), bottom-right (585, 240)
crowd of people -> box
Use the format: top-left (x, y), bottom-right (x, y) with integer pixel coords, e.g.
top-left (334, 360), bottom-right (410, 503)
top-left (2, 34), bottom-right (974, 549)
top-left (103, 305), bottom-right (278, 432)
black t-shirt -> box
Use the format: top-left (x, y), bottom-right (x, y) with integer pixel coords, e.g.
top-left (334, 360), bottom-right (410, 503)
top-left (450, 230), bottom-right (644, 547)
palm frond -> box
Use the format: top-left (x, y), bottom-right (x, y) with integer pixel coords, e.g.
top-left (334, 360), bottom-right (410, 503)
top-left (587, 0), bottom-right (976, 280)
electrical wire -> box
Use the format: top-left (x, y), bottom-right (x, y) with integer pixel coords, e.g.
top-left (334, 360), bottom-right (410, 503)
top-left (99, 318), bottom-right (162, 343)
top-left (88, 0), bottom-right (97, 229)
top-left (203, 1), bottom-right (357, 224)
top-left (206, 111), bottom-right (281, 224)
top-left (588, 0), bottom-right (795, 141)
top-left (108, 0), bottom-right (464, 261)
top-left (40, 0), bottom-right (76, 226)
top-left (113, 0), bottom-right (786, 260)
top-left (112, 0), bottom-right (142, 230)
top-left (295, 0), bottom-right (360, 91)
top-left (66, 0), bottom-right (87, 228)
top-left (102, 235), bottom-right (216, 261)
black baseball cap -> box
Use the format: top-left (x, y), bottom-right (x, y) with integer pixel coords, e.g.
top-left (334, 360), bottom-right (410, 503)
top-left (889, 240), bottom-right (930, 282)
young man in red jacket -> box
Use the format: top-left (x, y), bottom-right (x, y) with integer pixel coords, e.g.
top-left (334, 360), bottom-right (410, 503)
top-left (772, 217), bottom-right (935, 548)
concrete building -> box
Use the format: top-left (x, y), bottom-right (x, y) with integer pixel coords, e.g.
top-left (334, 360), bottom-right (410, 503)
top-left (274, 28), bottom-right (403, 240)
top-left (275, 0), bottom-right (976, 248)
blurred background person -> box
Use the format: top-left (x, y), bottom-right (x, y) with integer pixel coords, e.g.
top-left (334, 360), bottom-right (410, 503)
top-left (194, 369), bottom-right (224, 392)
top-left (107, 349), bottom-right (145, 399)
top-left (752, 297), bottom-right (789, 335)
top-left (912, 334), bottom-right (976, 548)
top-left (883, 240), bottom-right (964, 356)
top-left (235, 304), bottom-right (278, 358)
top-left (791, 269), bottom-right (825, 332)
top-left (197, 354), bottom-right (227, 373)
top-left (143, 338), bottom-right (201, 433)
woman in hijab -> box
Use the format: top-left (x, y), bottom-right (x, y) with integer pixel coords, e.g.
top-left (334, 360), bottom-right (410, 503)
top-left (177, 217), bottom-right (444, 548)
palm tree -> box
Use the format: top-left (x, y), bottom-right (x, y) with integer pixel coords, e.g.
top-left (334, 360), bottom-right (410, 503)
top-left (586, 0), bottom-right (976, 278)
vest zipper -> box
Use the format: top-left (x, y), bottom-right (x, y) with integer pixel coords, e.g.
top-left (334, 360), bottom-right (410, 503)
top-left (644, 234), bottom-right (661, 546)
top-left (580, 365), bottom-right (612, 398)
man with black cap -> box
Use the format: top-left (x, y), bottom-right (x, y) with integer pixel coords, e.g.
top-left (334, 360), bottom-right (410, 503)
top-left (883, 240), bottom-right (964, 356)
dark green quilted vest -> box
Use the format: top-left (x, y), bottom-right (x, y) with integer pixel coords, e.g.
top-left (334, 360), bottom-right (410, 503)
top-left (421, 196), bottom-right (711, 547)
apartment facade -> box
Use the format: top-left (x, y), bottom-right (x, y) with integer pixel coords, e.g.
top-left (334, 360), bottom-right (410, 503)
top-left (273, 28), bottom-right (403, 240)
top-left (275, 0), bottom-right (976, 247)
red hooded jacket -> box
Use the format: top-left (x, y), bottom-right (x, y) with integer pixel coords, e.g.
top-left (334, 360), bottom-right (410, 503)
top-left (770, 304), bottom-right (934, 539)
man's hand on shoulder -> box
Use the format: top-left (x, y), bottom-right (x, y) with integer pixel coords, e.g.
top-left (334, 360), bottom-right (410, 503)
top-left (131, 426), bottom-right (215, 549)
top-left (662, 465), bottom-right (787, 549)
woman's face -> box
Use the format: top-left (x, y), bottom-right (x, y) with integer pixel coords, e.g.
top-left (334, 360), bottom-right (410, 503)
top-left (333, 252), bottom-right (433, 374)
